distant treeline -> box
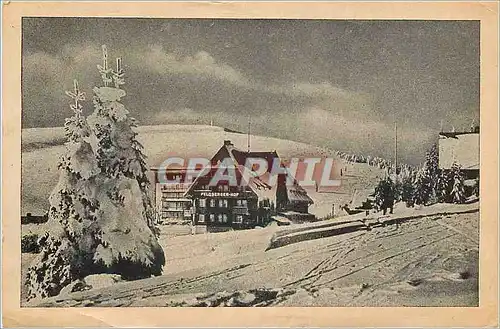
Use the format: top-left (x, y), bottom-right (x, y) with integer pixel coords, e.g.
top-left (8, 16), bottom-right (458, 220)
top-left (223, 127), bottom-right (244, 134)
top-left (335, 150), bottom-right (415, 173)
top-left (21, 137), bottom-right (67, 152)
top-left (21, 213), bottom-right (48, 225)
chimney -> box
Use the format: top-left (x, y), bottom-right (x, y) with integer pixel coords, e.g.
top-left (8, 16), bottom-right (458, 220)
top-left (224, 140), bottom-right (233, 146)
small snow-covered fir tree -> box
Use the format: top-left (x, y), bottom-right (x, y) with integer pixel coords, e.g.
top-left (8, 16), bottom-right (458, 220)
top-left (413, 167), bottom-right (430, 205)
top-left (426, 144), bottom-right (439, 180)
top-left (473, 177), bottom-right (480, 198)
top-left (437, 168), bottom-right (453, 203)
top-left (426, 144), bottom-right (440, 203)
top-left (413, 144), bottom-right (440, 206)
top-left (392, 174), bottom-right (403, 203)
top-left (26, 80), bottom-right (102, 300)
top-left (401, 171), bottom-right (416, 207)
top-left (26, 46), bottom-right (164, 301)
top-left (450, 163), bottom-right (466, 204)
top-left (436, 162), bottom-right (466, 204)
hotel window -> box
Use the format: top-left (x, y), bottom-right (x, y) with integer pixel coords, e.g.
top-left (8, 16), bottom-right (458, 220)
top-left (210, 199), bottom-right (216, 207)
top-left (209, 214), bottom-right (215, 222)
top-left (199, 199), bottom-right (206, 208)
top-left (219, 199), bottom-right (228, 208)
top-left (218, 214), bottom-right (223, 222)
top-left (222, 185), bottom-right (229, 192)
top-left (222, 214), bottom-right (228, 223)
top-left (234, 215), bottom-right (243, 223)
top-left (198, 214), bottom-right (205, 223)
top-left (241, 199), bottom-right (247, 207)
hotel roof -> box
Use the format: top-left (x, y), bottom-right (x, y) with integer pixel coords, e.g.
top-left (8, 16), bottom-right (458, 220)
top-left (184, 140), bottom-right (313, 204)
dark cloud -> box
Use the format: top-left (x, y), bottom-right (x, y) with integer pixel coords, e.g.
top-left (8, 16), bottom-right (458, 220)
top-left (22, 18), bottom-right (479, 164)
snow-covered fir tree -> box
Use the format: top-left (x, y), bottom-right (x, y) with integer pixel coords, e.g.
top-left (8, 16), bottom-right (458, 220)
top-left (374, 176), bottom-right (395, 213)
top-left (413, 144), bottom-right (440, 205)
top-left (473, 177), bottom-right (480, 198)
top-left (26, 46), bottom-right (164, 301)
top-left (426, 143), bottom-right (440, 202)
top-left (437, 168), bottom-right (453, 203)
top-left (450, 163), bottom-right (466, 204)
top-left (401, 170), bottom-right (416, 207)
top-left (84, 45), bottom-right (164, 279)
top-left (413, 167), bottom-right (431, 205)
top-left (87, 46), bottom-right (158, 235)
top-left (26, 80), bottom-right (101, 300)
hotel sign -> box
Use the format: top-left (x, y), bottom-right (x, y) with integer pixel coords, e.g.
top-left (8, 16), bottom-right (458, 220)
top-left (199, 192), bottom-right (240, 198)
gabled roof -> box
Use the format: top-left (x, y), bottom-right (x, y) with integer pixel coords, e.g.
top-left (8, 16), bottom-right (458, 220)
top-left (228, 143), bottom-right (313, 204)
top-left (184, 140), bottom-right (313, 204)
top-left (184, 142), bottom-right (274, 197)
top-left (231, 149), bottom-right (280, 169)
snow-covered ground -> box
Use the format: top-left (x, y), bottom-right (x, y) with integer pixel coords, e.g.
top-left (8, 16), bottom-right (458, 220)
top-left (24, 201), bottom-right (479, 307)
top-left (21, 124), bottom-right (478, 307)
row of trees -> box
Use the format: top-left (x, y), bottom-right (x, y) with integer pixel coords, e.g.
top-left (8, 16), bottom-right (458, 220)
top-left (335, 150), bottom-right (416, 174)
top-left (336, 150), bottom-right (394, 170)
top-left (373, 144), bottom-right (476, 211)
top-left (26, 46), bottom-right (165, 301)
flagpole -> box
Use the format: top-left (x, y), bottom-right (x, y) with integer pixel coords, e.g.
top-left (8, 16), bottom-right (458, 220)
top-left (394, 121), bottom-right (398, 176)
top-left (247, 115), bottom-right (251, 153)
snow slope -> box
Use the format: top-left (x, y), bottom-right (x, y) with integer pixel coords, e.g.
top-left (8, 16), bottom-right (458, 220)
top-left (27, 202), bottom-right (479, 307)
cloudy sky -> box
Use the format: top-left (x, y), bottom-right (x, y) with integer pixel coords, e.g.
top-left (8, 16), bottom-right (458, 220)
top-left (22, 18), bottom-right (479, 164)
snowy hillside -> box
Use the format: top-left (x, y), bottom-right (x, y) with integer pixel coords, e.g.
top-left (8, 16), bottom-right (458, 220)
top-left (21, 124), bottom-right (385, 217)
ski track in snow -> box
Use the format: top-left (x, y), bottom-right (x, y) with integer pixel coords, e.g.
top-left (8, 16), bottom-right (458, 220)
top-left (26, 207), bottom-right (479, 307)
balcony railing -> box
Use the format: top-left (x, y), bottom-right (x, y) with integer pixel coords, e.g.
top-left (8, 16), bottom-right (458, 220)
top-left (232, 206), bottom-right (249, 215)
top-left (162, 198), bottom-right (192, 202)
top-left (160, 182), bottom-right (192, 192)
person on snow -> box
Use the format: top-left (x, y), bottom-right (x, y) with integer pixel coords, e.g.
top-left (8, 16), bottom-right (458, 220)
top-left (375, 177), bottom-right (395, 216)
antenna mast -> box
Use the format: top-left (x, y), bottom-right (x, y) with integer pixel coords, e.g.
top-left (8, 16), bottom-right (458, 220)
top-left (247, 116), bottom-right (251, 152)
top-left (394, 121), bottom-right (398, 175)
